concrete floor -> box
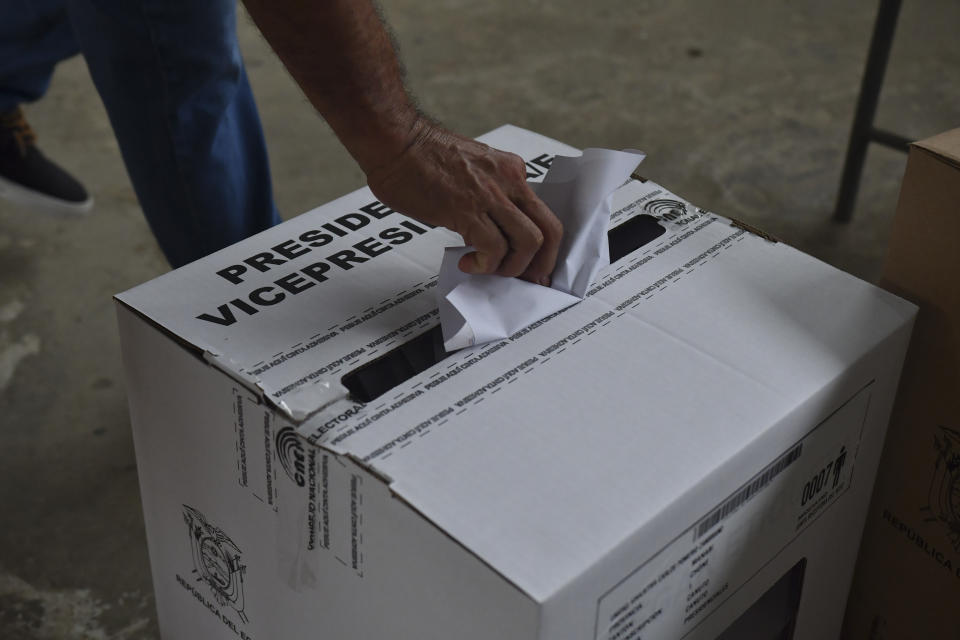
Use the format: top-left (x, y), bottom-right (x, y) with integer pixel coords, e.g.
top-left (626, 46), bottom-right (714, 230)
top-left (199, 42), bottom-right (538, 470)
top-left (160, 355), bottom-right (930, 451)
top-left (0, 1), bottom-right (957, 637)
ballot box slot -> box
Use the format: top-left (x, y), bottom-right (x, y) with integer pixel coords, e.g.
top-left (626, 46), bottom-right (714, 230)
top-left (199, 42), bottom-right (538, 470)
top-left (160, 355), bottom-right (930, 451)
top-left (607, 214), bottom-right (665, 263)
top-left (341, 214), bottom-right (666, 403)
top-left (342, 326), bottom-right (447, 403)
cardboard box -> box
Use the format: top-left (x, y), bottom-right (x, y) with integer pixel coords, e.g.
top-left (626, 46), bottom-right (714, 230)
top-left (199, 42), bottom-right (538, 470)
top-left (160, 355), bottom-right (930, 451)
top-left (116, 126), bottom-right (916, 640)
top-left (843, 128), bottom-right (960, 639)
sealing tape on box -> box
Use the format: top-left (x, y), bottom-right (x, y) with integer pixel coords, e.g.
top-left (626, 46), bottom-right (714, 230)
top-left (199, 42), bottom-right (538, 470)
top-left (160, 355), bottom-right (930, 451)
top-left (727, 217), bottom-right (779, 244)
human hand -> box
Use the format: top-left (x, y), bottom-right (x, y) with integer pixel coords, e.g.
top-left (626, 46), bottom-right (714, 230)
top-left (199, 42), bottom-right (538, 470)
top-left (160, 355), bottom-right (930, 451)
top-left (245, 0), bottom-right (561, 281)
top-left (365, 120), bottom-right (563, 286)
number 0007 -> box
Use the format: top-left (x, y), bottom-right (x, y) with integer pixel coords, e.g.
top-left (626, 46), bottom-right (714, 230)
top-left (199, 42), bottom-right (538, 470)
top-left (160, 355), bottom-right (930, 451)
top-left (801, 465), bottom-right (831, 506)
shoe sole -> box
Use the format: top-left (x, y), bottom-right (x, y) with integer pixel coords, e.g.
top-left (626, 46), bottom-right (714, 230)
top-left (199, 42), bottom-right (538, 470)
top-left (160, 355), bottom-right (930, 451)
top-left (0, 174), bottom-right (94, 216)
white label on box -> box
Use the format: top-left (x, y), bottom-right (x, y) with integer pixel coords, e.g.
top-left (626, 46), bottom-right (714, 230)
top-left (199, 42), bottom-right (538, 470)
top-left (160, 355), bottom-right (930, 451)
top-left (594, 383), bottom-right (874, 640)
top-left (275, 440), bottom-right (366, 590)
top-left (322, 453), bottom-right (366, 576)
top-left (232, 389), bottom-right (277, 508)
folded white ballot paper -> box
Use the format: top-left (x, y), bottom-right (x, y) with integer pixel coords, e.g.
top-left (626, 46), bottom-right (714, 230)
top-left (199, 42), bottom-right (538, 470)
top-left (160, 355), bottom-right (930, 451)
top-left (437, 148), bottom-right (645, 351)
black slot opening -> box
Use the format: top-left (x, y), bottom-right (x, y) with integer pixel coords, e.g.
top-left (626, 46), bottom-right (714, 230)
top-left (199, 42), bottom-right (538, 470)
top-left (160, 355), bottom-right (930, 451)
top-left (342, 326), bottom-right (446, 403)
top-left (341, 214), bottom-right (665, 403)
top-left (608, 214), bottom-right (666, 263)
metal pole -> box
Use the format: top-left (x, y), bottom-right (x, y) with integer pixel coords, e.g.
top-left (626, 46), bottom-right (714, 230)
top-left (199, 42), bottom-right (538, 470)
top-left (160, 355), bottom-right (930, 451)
top-left (833, 0), bottom-right (903, 223)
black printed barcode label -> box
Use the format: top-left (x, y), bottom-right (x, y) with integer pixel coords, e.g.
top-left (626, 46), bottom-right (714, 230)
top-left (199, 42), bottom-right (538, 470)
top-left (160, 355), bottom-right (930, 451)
top-left (694, 443), bottom-right (804, 540)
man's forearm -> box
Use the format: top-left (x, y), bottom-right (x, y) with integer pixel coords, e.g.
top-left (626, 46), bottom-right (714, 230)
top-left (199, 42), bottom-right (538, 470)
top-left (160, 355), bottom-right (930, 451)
top-left (243, 0), bottom-right (565, 283)
top-left (243, 0), bottom-right (423, 175)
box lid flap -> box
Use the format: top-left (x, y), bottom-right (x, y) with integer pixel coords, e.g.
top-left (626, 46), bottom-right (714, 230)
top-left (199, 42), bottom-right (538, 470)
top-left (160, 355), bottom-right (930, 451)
top-left (116, 125), bottom-right (573, 421)
top-left (914, 127), bottom-right (960, 168)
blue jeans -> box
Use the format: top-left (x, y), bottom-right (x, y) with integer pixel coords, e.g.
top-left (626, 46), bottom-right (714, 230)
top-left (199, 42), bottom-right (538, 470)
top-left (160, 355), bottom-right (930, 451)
top-left (0, 0), bottom-right (281, 267)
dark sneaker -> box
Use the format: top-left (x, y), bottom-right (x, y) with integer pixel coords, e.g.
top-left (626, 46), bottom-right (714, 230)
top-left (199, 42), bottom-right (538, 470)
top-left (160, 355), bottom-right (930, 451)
top-left (0, 106), bottom-right (93, 215)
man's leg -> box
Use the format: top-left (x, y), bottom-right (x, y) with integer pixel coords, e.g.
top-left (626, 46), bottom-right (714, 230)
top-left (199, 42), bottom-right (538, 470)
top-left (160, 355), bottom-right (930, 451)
top-left (0, 0), bottom-right (92, 213)
top-left (0, 0), bottom-right (79, 110)
top-left (66, 0), bottom-right (281, 268)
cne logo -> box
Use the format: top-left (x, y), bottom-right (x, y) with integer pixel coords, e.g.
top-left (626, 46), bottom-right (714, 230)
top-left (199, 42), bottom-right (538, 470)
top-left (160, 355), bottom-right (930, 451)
top-left (182, 505), bottom-right (248, 623)
top-left (275, 427), bottom-right (307, 487)
top-left (923, 426), bottom-right (960, 551)
top-left (643, 199), bottom-right (688, 222)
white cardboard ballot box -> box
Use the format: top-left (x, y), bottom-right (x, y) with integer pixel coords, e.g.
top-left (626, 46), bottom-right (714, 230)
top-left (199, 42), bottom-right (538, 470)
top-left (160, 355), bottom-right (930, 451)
top-left (116, 126), bottom-right (916, 640)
